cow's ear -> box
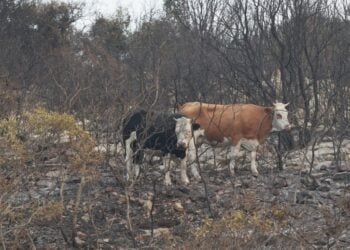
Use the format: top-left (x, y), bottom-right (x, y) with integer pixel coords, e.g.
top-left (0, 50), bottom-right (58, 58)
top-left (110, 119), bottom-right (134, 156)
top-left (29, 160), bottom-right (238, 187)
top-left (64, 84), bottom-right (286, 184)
top-left (284, 102), bottom-right (290, 108)
top-left (265, 107), bottom-right (273, 114)
top-left (176, 104), bottom-right (183, 112)
top-left (192, 123), bottom-right (201, 130)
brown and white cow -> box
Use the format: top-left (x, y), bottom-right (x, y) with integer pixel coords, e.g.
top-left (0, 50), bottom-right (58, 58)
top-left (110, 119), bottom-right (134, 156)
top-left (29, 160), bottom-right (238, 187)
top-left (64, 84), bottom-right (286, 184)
top-left (179, 102), bottom-right (291, 177)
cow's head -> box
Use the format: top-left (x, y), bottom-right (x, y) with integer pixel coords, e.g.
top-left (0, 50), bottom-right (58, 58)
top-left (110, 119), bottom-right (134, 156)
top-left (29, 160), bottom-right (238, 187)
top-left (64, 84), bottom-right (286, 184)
top-left (272, 102), bottom-right (291, 131)
top-left (174, 116), bottom-right (201, 148)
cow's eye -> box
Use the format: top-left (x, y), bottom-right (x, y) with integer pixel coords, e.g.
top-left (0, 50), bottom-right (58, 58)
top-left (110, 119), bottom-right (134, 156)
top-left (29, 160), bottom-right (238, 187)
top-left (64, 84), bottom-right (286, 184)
top-left (276, 114), bottom-right (282, 119)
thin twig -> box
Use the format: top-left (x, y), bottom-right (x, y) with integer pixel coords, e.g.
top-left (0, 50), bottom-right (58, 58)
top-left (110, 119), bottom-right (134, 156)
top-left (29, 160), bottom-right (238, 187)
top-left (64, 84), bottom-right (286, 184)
top-left (0, 224), bottom-right (6, 250)
top-left (192, 135), bottom-right (214, 218)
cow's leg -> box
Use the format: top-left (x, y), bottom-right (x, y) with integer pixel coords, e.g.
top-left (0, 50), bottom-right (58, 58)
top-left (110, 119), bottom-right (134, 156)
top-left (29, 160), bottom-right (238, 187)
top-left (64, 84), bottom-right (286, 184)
top-left (229, 140), bottom-right (241, 175)
top-left (131, 147), bottom-right (143, 181)
top-left (250, 149), bottom-right (259, 177)
top-left (180, 156), bottom-right (190, 185)
top-left (125, 131), bottom-right (136, 180)
top-left (228, 146), bottom-right (236, 175)
top-left (163, 155), bottom-right (173, 186)
top-left (187, 139), bottom-right (201, 180)
top-left (242, 139), bottom-right (259, 177)
top-left (235, 147), bottom-right (245, 159)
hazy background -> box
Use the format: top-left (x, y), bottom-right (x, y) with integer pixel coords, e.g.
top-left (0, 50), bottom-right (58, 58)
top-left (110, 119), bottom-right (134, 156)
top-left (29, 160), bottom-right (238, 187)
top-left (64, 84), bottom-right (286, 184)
top-left (51, 0), bottom-right (164, 29)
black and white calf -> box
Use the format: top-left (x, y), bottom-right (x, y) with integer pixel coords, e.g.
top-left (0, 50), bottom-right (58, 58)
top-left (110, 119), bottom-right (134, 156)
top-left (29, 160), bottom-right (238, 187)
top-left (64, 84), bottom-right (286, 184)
top-left (122, 110), bottom-right (202, 185)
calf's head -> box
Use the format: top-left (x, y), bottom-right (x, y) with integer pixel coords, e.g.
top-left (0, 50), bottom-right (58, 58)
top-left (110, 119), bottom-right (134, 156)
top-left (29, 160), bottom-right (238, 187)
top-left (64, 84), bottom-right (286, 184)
top-left (174, 116), bottom-right (201, 148)
top-left (272, 102), bottom-right (292, 131)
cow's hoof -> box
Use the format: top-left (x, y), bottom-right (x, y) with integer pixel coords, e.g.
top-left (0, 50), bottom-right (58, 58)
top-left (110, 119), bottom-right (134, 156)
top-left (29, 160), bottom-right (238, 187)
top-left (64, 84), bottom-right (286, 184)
top-left (164, 181), bottom-right (173, 186)
top-left (193, 175), bottom-right (201, 181)
top-left (182, 179), bottom-right (190, 186)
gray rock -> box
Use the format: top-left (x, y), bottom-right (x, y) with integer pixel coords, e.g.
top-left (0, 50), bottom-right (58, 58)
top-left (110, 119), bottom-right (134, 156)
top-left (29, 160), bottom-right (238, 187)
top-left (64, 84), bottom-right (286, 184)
top-left (38, 188), bottom-right (59, 197)
top-left (296, 191), bottom-right (314, 204)
top-left (317, 186), bottom-right (331, 192)
top-left (66, 175), bottom-right (81, 184)
top-left (29, 190), bottom-right (42, 199)
top-left (273, 176), bottom-right (288, 188)
top-left (321, 178), bottom-right (332, 185)
top-left (37, 179), bottom-right (56, 188)
top-left (328, 190), bottom-right (343, 198)
top-left (46, 170), bottom-right (61, 177)
top-left (337, 164), bottom-right (350, 172)
top-left (300, 175), bottom-right (319, 190)
top-left (9, 192), bottom-right (30, 205)
top-left (320, 164), bottom-right (329, 171)
top-left (333, 172), bottom-right (350, 182)
top-left (281, 190), bottom-right (297, 204)
top-left (339, 231), bottom-right (350, 244)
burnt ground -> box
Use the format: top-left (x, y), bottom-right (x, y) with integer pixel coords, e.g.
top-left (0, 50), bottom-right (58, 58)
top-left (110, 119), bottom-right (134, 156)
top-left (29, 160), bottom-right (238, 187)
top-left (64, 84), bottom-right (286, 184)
top-left (2, 139), bottom-right (350, 249)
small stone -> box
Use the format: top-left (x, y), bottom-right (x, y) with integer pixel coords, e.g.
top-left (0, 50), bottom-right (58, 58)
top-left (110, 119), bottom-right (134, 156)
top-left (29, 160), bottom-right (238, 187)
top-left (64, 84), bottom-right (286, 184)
top-left (322, 178), bottom-right (332, 185)
top-left (234, 180), bottom-right (242, 188)
top-left (176, 186), bottom-right (191, 194)
top-left (74, 237), bottom-right (85, 246)
top-left (46, 170), bottom-right (61, 177)
top-left (142, 228), bottom-right (171, 237)
top-left (174, 201), bottom-right (184, 213)
top-left (77, 231), bottom-right (87, 238)
top-left (37, 179), bottom-right (55, 188)
top-left (216, 189), bottom-right (224, 195)
top-left (81, 213), bottom-right (90, 222)
top-left (271, 189), bottom-right (280, 196)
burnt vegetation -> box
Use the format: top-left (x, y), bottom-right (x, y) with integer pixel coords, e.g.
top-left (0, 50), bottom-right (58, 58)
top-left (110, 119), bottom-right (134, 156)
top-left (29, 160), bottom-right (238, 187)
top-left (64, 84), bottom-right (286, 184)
top-left (1, 0), bottom-right (350, 248)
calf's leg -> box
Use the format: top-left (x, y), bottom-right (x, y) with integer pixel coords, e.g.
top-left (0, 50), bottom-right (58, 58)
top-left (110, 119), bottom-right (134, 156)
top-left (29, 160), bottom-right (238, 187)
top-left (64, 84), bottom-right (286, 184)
top-left (180, 157), bottom-right (190, 185)
top-left (163, 155), bottom-right (173, 186)
top-left (125, 132), bottom-right (136, 180)
top-left (187, 139), bottom-right (201, 180)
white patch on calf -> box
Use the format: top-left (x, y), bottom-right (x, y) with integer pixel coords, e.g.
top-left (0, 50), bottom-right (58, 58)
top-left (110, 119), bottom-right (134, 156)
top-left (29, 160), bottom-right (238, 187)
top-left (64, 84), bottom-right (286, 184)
top-left (174, 117), bottom-right (193, 148)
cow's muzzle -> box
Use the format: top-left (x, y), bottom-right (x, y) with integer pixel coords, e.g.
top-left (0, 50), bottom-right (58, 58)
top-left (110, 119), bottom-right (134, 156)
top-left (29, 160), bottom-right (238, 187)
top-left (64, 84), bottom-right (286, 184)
top-left (177, 142), bottom-right (187, 148)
